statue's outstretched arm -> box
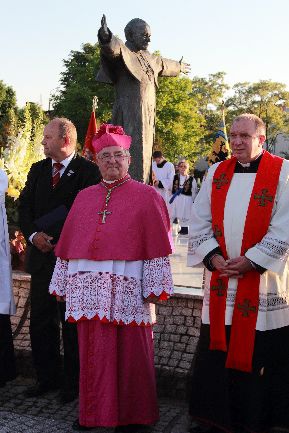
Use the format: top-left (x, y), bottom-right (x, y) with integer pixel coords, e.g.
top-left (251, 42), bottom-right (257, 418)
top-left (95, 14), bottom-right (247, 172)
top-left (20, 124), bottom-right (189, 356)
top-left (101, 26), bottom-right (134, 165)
top-left (98, 14), bottom-right (112, 43)
top-left (179, 56), bottom-right (191, 75)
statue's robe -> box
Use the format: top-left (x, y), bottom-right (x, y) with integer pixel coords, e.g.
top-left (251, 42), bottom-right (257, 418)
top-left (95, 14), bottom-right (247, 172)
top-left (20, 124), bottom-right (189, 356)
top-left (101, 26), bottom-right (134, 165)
top-left (97, 36), bottom-right (181, 183)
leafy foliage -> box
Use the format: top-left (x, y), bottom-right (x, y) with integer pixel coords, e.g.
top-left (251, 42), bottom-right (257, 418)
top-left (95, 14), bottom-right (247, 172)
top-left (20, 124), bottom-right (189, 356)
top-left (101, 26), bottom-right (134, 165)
top-left (0, 81), bottom-right (18, 147)
top-left (156, 76), bottom-right (205, 162)
top-left (0, 102), bottom-right (46, 224)
top-left (51, 43), bottom-right (114, 143)
top-left (225, 80), bottom-right (289, 148)
top-left (191, 72), bottom-right (229, 153)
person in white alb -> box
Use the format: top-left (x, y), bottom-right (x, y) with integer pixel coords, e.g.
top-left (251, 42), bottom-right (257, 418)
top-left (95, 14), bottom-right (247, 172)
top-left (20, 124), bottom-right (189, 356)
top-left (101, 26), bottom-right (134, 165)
top-left (152, 151), bottom-right (175, 213)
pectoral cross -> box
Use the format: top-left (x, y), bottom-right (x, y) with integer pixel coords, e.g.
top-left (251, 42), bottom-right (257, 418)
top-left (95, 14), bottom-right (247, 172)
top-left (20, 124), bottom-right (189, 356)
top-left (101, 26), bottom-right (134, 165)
top-left (237, 299), bottom-right (257, 317)
top-left (213, 173), bottom-right (229, 190)
top-left (254, 188), bottom-right (273, 207)
top-left (97, 209), bottom-right (112, 224)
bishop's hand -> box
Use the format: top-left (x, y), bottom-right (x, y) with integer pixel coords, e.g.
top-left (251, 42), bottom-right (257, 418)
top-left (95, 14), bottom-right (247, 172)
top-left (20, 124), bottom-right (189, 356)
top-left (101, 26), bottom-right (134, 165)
top-left (99, 14), bottom-right (111, 42)
top-left (179, 56), bottom-right (191, 74)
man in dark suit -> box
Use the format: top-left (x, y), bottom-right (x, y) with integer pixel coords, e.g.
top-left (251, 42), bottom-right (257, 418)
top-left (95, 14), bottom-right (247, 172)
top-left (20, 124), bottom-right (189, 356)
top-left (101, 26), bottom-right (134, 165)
top-left (19, 117), bottom-right (100, 402)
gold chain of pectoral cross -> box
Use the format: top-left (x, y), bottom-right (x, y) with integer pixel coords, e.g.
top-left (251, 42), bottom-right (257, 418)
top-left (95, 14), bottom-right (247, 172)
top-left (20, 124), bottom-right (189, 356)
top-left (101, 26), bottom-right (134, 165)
top-left (97, 177), bottom-right (130, 224)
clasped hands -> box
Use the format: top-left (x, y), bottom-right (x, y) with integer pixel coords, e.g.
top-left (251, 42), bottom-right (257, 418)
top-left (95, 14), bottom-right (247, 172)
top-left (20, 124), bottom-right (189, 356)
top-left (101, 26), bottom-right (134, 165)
top-left (211, 255), bottom-right (254, 278)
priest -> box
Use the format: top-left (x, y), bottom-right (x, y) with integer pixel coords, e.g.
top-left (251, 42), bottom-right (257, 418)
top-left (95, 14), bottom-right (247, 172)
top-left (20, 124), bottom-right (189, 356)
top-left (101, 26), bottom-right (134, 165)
top-left (49, 124), bottom-right (174, 433)
top-left (187, 114), bottom-right (289, 433)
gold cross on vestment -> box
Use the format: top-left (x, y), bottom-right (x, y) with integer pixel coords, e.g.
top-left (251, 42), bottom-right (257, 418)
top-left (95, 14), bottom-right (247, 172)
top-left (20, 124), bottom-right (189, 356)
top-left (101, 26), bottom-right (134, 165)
top-left (237, 299), bottom-right (257, 317)
top-left (213, 173), bottom-right (229, 190)
top-left (211, 278), bottom-right (226, 297)
top-left (97, 209), bottom-right (112, 224)
top-left (213, 225), bottom-right (222, 238)
top-left (254, 188), bottom-right (273, 207)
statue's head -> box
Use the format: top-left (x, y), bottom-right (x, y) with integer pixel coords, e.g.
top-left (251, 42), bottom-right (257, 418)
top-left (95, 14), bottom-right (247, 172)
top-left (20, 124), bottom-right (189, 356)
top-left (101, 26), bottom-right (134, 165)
top-left (124, 18), bottom-right (151, 51)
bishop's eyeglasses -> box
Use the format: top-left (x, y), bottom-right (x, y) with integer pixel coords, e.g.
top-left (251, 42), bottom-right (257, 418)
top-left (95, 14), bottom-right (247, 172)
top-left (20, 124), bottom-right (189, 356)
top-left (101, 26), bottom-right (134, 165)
top-left (98, 152), bottom-right (129, 161)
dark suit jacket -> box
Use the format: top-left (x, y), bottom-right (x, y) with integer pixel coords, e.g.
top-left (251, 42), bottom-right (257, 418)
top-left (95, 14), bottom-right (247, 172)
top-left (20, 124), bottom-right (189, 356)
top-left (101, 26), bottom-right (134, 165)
top-left (18, 154), bottom-right (100, 273)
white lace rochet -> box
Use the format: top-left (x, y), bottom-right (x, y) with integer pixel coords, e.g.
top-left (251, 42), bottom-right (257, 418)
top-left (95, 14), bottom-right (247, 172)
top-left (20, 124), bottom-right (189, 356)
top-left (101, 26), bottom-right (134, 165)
top-left (49, 256), bottom-right (174, 325)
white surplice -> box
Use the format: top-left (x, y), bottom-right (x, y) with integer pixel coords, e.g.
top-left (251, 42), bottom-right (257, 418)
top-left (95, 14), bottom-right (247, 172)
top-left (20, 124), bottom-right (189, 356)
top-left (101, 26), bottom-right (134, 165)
top-left (152, 160), bottom-right (175, 211)
top-left (187, 160), bottom-right (289, 331)
top-left (0, 170), bottom-right (15, 315)
top-left (49, 256), bottom-right (174, 324)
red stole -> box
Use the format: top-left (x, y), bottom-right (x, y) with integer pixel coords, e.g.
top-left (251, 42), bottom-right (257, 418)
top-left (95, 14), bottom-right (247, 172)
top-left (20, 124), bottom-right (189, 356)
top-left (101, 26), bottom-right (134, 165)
top-left (210, 151), bottom-right (283, 372)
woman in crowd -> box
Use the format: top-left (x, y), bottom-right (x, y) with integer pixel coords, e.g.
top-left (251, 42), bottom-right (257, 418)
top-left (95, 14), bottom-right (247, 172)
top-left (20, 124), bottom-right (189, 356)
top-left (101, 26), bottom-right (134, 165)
top-left (0, 169), bottom-right (16, 387)
top-left (170, 160), bottom-right (198, 235)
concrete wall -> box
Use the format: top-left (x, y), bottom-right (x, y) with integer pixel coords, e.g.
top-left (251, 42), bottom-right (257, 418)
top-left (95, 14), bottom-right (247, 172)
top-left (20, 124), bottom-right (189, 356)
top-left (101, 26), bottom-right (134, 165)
top-left (12, 272), bottom-right (203, 399)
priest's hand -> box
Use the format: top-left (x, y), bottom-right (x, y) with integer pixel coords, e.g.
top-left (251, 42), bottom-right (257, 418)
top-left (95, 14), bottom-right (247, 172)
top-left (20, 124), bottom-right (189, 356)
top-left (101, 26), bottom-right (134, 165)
top-left (212, 255), bottom-right (241, 278)
top-left (56, 295), bottom-right (66, 303)
top-left (99, 14), bottom-right (111, 43)
top-left (32, 232), bottom-right (54, 253)
top-left (225, 256), bottom-right (254, 276)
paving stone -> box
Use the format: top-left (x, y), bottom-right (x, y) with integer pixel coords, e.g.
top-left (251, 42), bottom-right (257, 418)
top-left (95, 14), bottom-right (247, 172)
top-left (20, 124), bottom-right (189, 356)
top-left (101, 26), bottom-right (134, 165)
top-left (0, 377), bottom-right (191, 433)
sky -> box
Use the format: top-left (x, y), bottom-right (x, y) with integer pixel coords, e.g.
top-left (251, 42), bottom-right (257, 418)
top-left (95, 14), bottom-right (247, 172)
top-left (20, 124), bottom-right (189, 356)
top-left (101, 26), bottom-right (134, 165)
top-left (1, 0), bottom-right (289, 109)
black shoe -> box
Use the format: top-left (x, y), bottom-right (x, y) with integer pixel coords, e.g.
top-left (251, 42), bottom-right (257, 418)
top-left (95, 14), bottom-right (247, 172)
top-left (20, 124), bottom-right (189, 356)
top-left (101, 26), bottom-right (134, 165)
top-left (24, 381), bottom-right (60, 398)
top-left (72, 419), bottom-right (94, 431)
top-left (114, 427), bottom-right (133, 433)
top-left (115, 426), bottom-right (152, 433)
top-left (178, 227), bottom-right (188, 235)
top-left (59, 388), bottom-right (78, 403)
top-left (190, 424), bottom-right (221, 433)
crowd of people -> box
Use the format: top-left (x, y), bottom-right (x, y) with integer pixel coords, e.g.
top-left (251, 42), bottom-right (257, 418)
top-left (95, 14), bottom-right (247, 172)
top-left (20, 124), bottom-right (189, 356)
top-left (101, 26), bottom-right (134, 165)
top-left (1, 113), bottom-right (289, 433)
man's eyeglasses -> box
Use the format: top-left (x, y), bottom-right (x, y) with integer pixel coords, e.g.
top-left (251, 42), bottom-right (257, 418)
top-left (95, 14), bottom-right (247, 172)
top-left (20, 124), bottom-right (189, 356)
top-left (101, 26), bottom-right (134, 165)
top-left (98, 152), bottom-right (128, 161)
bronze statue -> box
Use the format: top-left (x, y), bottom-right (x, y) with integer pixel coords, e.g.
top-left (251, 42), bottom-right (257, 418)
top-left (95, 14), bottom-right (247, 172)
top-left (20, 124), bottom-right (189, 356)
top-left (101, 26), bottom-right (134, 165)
top-left (96, 15), bottom-right (190, 182)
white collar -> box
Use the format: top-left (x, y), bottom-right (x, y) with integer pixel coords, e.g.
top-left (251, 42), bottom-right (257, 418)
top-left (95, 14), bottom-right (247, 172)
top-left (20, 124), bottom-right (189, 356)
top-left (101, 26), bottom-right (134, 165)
top-left (237, 151), bottom-right (263, 168)
top-left (52, 151), bottom-right (75, 169)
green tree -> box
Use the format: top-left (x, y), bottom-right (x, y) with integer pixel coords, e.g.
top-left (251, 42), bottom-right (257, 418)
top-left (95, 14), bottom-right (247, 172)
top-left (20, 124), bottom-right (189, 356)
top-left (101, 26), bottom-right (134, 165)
top-left (191, 72), bottom-right (229, 154)
top-left (0, 81), bottom-right (18, 146)
top-left (51, 43), bottom-right (114, 144)
top-left (0, 102), bottom-right (46, 224)
top-left (156, 75), bottom-right (205, 162)
top-left (225, 80), bottom-right (289, 148)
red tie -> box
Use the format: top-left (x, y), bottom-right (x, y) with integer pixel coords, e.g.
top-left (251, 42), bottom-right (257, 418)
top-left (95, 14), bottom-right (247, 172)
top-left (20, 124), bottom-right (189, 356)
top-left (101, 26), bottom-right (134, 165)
top-left (52, 162), bottom-right (64, 188)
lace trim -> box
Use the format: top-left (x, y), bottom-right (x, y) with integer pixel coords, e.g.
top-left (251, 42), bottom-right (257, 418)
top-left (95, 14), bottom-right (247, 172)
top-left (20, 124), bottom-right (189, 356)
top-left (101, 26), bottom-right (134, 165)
top-left (49, 257), bottom-right (173, 324)
top-left (188, 233), bottom-right (214, 255)
top-left (255, 236), bottom-right (289, 261)
top-left (204, 286), bottom-right (289, 312)
top-left (49, 258), bottom-right (68, 296)
top-left (142, 257), bottom-right (174, 298)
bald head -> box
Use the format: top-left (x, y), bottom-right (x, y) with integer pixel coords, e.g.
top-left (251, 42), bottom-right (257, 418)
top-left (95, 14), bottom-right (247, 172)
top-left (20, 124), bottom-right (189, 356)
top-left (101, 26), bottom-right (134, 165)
top-left (42, 117), bottom-right (77, 162)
